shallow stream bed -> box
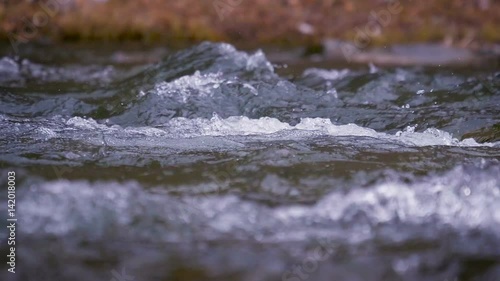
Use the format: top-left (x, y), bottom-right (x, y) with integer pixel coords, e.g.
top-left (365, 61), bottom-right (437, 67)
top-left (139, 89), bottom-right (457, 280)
top-left (0, 42), bottom-right (499, 281)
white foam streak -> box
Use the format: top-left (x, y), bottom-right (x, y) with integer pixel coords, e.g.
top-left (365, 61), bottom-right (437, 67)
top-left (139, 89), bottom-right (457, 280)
top-left (303, 68), bottom-right (350, 80)
top-left (15, 166), bottom-right (500, 242)
top-left (64, 115), bottom-right (493, 147)
top-left (166, 115), bottom-right (488, 147)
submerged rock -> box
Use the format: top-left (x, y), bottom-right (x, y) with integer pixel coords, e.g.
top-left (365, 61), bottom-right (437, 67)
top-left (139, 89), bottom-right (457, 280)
top-left (462, 123), bottom-right (500, 143)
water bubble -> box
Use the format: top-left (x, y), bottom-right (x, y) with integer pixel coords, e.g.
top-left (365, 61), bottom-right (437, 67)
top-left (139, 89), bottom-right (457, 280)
top-left (463, 187), bottom-right (471, 196)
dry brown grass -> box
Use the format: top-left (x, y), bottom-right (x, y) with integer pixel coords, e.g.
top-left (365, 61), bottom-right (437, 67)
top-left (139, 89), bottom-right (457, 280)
top-left (1, 0), bottom-right (499, 47)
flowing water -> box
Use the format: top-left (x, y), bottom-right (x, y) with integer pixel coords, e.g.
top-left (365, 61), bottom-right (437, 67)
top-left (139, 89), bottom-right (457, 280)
top-left (0, 42), bottom-right (499, 281)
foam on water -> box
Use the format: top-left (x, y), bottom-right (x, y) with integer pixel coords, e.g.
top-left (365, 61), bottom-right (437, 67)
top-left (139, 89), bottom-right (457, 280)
top-left (1, 112), bottom-right (491, 149)
top-left (0, 57), bottom-right (116, 86)
top-left (302, 68), bottom-right (350, 80)
top-left (0, 57), bottom-right (20, 78)
top-left (60, 114), bottom-right (492, 147)
top-left (1, 43), bottom-right (497, 139)
top-left (12, 165), bottom-right (500, 246)
top-left (152, 71), bottom-right (226, 103)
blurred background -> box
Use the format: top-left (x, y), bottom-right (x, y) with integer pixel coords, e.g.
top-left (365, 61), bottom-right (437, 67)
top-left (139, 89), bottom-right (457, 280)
top-left (1, 0), bottom-right (499, 51)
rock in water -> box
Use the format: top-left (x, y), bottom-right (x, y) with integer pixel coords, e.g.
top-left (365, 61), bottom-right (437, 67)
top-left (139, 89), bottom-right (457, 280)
top-left (462, 123), bottom-right (500, 143)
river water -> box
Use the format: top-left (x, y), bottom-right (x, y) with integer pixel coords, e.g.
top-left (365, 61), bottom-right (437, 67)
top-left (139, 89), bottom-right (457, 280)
top-left (0, 42), bottom-right (499, 281)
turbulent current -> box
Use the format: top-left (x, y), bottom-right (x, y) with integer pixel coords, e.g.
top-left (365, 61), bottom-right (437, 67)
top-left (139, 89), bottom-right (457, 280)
top-left (0, 42), bottom-right (499, 281)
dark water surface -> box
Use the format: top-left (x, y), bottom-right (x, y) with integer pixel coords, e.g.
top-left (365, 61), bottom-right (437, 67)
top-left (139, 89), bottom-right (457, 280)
top-left (0, 42), bottom-right (499, 281)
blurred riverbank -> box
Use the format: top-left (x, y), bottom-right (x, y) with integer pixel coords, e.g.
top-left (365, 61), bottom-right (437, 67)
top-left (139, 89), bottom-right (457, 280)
top-left (1, 0), bottom-right (499, 50)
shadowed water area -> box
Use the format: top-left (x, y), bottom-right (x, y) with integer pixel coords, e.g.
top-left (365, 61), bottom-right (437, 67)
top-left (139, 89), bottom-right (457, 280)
top-left (0, 42), bottom-right (499, 281)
